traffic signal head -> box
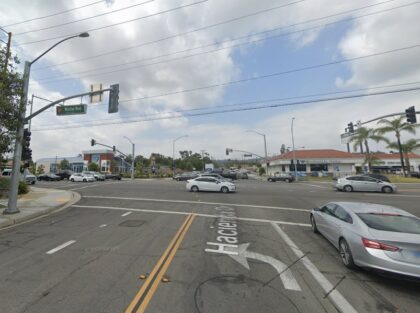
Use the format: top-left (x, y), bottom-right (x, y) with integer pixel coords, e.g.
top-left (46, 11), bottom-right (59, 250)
top-left (226, 148), bottom-right (229, 156)
top-left (108, 84), bottom-right (119, 113)
top-left (113, 145), bottom-right (116, 152)
top-left (91, 139), bottom-right (96, 146)
top-left (347, 122), bottom-right (354, 133)
top-left (405, 106), bottom-right (417, 124)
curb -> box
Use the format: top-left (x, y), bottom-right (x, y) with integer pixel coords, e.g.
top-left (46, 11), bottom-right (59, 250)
top-left (0, 190), bottom-right (81, 230)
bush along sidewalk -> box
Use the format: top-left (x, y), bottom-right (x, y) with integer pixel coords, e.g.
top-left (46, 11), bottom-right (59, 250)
top-left (0, 177), bottom-right (29, 198)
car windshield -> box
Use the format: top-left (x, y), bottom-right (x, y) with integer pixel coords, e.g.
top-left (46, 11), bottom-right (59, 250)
top-left (357, 213), bottom-right (420, 234)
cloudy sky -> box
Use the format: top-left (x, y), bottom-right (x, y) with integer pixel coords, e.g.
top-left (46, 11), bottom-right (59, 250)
top-left (1, 0), bottom-right (419, 161)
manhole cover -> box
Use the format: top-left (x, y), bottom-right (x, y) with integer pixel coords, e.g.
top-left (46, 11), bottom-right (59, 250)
top-left (119, 220), bottom-right (146, 227)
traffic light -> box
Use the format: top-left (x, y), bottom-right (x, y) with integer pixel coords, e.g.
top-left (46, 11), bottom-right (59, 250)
top-left (91, 139), bottom-right (96, 146)
top-left (108, 84), bottom-right (119, 113)
top-left (405, 106), bottom-right (417, 124)
top-left (226, 148), bottom-right (229, 155)
top-left (112, 145), bottom-right (116, 152)
top-left (22, 129), bottom-right (32, 161)
top-left (347, 122), bottom-right (354, 133)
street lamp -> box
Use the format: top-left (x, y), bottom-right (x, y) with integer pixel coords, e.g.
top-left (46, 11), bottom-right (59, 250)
top-left (246, 130), bottom-right (268, 175)
top-left (172, 135), bottom-right (188, 176)
top-left (123, 136), bottom-right (135, 181)
top-left (291, 117), bottom-right (298, 181)
top-left (5, 32), bottom-right (90, 214)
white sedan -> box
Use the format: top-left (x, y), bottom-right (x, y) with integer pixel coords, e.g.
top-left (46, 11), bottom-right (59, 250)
top-left (69, 173), bottom-right (95, 182)
top-left (186, 177), bottom-right (236, 193)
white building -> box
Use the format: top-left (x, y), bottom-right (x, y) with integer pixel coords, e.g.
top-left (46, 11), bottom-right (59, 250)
top-left (267, 149), bottom-right (420, 176)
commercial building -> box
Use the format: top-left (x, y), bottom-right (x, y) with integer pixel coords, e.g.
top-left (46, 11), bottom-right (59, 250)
top-left (267, 149), bottom-right (420, 176)
top-left (36, 156), bottom-right (85, 173)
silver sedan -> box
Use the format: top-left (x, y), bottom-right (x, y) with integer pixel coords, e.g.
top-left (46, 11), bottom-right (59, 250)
top-left (334, 175), bottom-right (397, 193)
top-left (310, 202), bottom-right (420, 278)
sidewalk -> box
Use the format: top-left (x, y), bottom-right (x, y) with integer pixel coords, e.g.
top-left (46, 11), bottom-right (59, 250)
top-left (0, 187), bottom-right (80, 229)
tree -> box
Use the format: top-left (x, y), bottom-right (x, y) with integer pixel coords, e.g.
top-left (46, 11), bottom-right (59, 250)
top-left (349, 127), bottom-right (386, 172)
top-left (387, 139), bottom-right (420, 173)
top-left (376, 116), bottom-right (419, 176)
top-left (36, 164), bottom-right (45, 175)
top-left (0, 46), bottom-right (23, 162)
top-left (88, 162), bottom-right (99, 171)
top-left (59, 158), bottom-right (70, 170)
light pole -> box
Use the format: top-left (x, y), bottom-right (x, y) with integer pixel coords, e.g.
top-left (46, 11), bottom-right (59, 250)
top-left (5, 32), bottom-right (89, 215)
top-left (246, 130), bottom-right (268, 175)
top-left (291, 117), bottom-right (298, 181)
top-left (123, 136), bottom-right (135, 181)
top-left (172, 135), bottom-right (188, 176)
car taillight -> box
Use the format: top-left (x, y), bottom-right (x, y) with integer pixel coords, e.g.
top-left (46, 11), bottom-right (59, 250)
top-left (362, 238), bottom-right (400, 251)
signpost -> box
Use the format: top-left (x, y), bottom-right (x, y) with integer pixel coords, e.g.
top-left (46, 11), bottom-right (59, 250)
top-left (56, 104), bottom-right (87, 116)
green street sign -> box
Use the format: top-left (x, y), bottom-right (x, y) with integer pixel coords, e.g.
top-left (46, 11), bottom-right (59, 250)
top-left (56, 104), bottom-right (87, 116)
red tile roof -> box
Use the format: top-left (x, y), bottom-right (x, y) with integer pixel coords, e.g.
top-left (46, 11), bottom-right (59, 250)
top-left (269, 149), bottom-right (420, 161)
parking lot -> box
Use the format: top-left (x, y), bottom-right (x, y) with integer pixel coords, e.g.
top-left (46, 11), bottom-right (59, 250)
top-left (1, 178), bottom-right (419, 313)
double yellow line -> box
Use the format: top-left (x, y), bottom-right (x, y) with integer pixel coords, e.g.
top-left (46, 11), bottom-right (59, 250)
top-left (125, 213), bottom-right (196, 313)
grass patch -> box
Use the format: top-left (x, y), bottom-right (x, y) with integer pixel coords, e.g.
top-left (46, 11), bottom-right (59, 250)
top-left (388, 175), bottom-right (420, 183)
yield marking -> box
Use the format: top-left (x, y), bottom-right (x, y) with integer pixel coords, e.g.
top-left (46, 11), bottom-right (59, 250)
top-left (270, 222), bottom-right (358, 313)
top-left (229, 243), bottom-right (301, 291)
top-left (46, 240), bottom-right (76, 255)
top-left (122, 212), bottom-right (132, 217)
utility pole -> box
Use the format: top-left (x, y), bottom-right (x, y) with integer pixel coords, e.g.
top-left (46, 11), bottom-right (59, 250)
top-left (291, 118), bottom-right (298, 181)
top-left (123, 136), bottom-right (135, 181)
top-left (246, 130), bottom-right (268, 175)
top-left (172, 135), bottom-right (188, 176)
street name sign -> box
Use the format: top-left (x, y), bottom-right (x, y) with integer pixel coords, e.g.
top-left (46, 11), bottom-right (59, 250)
top-left (56, 104), bottom-right (87, 116)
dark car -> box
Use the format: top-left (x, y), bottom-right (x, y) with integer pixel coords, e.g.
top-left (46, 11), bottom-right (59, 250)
top-left (173, 172), bottom-right (199, 181)
top-left (362, 173), bottom-right (390, 182)
top-left (267, 173), bottom-right (294, 183)
top-left (409, 172), bottom-right (420, 178)
top-left (55, 170), bottom-right (73, 180)
top-left (37, 173), bottom-right (61, 181)
top-left (105, 173), bottom-right (122, 180)
top-left (220, 170), bottom-right (238, 180)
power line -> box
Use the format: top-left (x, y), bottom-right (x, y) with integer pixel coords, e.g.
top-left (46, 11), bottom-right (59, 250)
top-left (110, 44), bottom-right (420, 103)
top-left (14, 0), bottom-right (155, 36)
top-left (32, 0), bottom-right (401, 72)
top-left (16, 0), bottom-right (210, 46)
top-left (34, 1), bottom-right (419, 84)
top-left (2, 0), bottom-right (107, 28)
top-left (31, 86), bottom-right (420, 131)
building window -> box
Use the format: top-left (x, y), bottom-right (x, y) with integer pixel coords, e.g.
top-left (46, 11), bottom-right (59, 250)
top-left (310, 164), bottom-right (328, 172)
top-left (282, 165), bottom-right (285, 172)
top-left (290, 164), bottom-right (307, 172)
top-left (91, 154), bottom-right (100, 165)
top-left (101, 160), bottom-right (110, 172)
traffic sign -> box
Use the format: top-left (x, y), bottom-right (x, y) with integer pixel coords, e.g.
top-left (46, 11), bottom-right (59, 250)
top-left (56, 104), bottom-right (87, 116)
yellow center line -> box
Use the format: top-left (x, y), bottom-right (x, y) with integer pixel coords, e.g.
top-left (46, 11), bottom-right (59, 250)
top-left (124, 213), bottom-right (196, 313)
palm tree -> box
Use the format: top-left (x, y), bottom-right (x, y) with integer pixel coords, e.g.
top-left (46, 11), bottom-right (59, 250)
top-left (349, 127), bottom-right (386, 172)
top-left (387, 139), bottom-right (420, 173)
top-left (376, 117), bottom-right (419, 176)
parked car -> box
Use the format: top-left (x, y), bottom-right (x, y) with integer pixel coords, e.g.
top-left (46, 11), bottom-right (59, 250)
top-left (37, 173), bottom-right (61, 181)
top-left (409, 172), bottom-right (420, 178)
top-left (310, 202), bottom-right (420, 278)
top-left (186, 177), bottom-right (236, 193)
top-left (173, 172), bottom-right (199, 181)
top-left (70, 173), bottom-right (95, 182)
top-left (335, 175), bottom-right (397, 193)
top-left (199, 173), bottom-right (232, 182)
top-left (24, 173), bottom-right (37, 185)
top-left (362, 173), bottom-right (391, 183)
top-left (237, 172), bottom-right (249, 179)
top-left (105, 173), bottom-right (122, 180)
top-left (220, 170), bottom-right (238, 180)
top-left (55, 170), bottom-right (73, 180)
top-left (267, 173), bottom-right (295, 183)
top-left (83, 171), bottom-right (105, 181)
top-left (1, 169), bottom-right (12, 177)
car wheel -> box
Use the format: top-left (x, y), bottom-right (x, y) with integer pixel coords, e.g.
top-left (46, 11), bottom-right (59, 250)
top-left (343, 185), bottom-right (353, 192)
top-left (83, 179), bottom-right (87, 182)
top-left (310, 214), bottom-right (319, 234)
top-left (285, 179), bottom-right (290, 183)
top-left (31, 181), bottom-right (35, 185)
top-left (339, 238), bottom-right (356, 269)
top-left (70, 178), bottom-right (74, 182)
top-left (268, 178), bottom-right (273, 182)
top-left (382, 186), bottom-right (393, 193)
top-left (221, 186), bottom-right (229, 193)
top-left (191, 186), bottom-right (199, 192)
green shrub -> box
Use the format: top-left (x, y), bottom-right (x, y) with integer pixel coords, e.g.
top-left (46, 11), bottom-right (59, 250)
top-left (18, 181), bottom-right (29, 194)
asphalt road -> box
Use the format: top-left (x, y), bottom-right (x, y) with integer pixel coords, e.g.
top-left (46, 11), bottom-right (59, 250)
top-left (1, 178), bottom-right (419, 313)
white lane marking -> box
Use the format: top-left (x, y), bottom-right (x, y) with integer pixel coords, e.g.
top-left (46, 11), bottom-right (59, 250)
top-left (82, 196), bottom-right (310, 213)
top-left (362, 193), bottom-right (420, 198)
top-left (121, 212), bottom-right (132, 217)
top-left (229, 243), bottom-right (301, 291)
top-left (296, 183), bottom-right (331, 189)
top-left (270, 222), bottom-right (358, 313)
top-left (99, 224), bottom-right (107, 228)
top-left (46, 240), bottom-right (76, 255)
top-left (69, 181), bottom-right (121, 191)
top-left (71, 205), bottom-right (310, 227)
